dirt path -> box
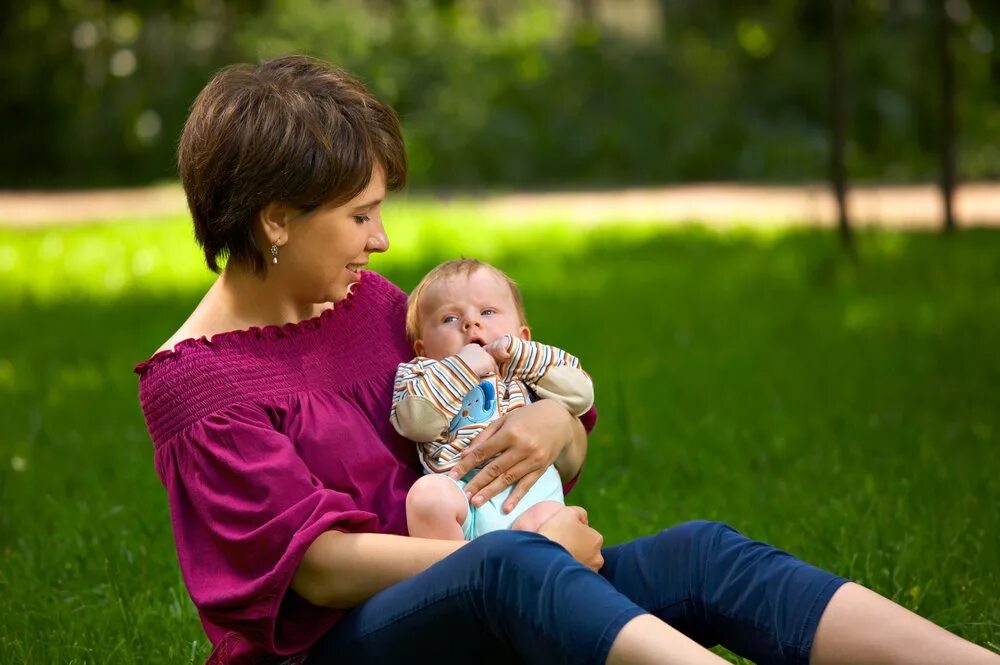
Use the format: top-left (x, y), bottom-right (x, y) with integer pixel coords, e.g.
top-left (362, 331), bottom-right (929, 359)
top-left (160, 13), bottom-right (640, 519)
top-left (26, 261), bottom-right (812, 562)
top-left (1, 182), bottom-right (997, 229)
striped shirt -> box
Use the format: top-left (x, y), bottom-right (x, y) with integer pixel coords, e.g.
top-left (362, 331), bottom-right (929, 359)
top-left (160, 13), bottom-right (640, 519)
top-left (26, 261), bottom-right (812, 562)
top-left (391, 338), bottom-right (588, 474)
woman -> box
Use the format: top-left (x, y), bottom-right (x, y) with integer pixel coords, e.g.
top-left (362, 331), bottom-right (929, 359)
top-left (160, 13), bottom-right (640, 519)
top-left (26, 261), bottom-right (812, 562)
top-left (135, 55), bottom-right (998, 665)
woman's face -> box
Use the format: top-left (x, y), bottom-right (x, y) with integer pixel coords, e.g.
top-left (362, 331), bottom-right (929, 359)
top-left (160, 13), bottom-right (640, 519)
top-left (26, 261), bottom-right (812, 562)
top-left (279, 166), bottom-right (389, 303)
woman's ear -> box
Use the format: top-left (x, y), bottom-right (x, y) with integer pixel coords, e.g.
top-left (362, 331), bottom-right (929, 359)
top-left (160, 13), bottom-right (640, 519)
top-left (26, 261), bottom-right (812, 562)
top-left (518, 326), bottom-right (531, 341)
top-left (258, 201), bottom-right (296, 247)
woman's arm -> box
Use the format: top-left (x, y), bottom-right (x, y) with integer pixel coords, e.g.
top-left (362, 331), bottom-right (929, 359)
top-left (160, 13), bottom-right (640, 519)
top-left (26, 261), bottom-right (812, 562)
top-left (293, 492), bottom-right (604, 609)
top-left (292, 531), bottom-right (465, 608)
top-left (555, 409), bottom-right (588, 482)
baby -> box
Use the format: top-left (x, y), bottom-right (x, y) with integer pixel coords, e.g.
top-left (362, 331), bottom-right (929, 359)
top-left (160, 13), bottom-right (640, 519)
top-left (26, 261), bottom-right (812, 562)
top-left (391, 259), bottom-right (594, 540)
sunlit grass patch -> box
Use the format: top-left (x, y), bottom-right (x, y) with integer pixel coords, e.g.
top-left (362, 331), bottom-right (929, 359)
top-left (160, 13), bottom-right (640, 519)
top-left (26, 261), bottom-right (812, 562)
top-left (2, 213), bottom-right (998, 663)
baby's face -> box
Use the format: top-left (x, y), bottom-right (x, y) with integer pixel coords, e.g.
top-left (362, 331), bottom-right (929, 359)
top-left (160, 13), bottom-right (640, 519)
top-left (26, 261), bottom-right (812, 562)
top-left (415, 268), bottom-right (530, 359)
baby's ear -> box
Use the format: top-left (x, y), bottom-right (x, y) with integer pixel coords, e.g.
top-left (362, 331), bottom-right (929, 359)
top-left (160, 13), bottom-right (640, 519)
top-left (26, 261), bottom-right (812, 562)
top-left (413, 339), bottom-right (425, 356)
top-left (518, 326), bottom-right (531, 341)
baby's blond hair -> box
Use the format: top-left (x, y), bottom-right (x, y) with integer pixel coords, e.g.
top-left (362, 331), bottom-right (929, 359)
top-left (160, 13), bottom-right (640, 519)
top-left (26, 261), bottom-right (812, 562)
top-left (405, 259), bottom-right (528, 343)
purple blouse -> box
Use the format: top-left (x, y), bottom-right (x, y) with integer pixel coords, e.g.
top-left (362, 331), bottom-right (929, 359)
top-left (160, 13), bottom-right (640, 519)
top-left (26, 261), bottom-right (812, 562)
top-left (134, 271), bottom-right (592, 664)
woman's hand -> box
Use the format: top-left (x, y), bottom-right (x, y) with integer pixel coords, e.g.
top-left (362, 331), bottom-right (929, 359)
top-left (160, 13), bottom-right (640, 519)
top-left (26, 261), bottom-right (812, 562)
top-left (446, 399), bottom-right (577, 513)
top-left (537, 506), bottom-right (604, 571)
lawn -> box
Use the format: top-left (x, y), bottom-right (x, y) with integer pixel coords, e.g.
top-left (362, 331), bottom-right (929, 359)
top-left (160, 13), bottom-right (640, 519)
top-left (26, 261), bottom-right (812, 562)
top-left (1, 204), bottom-right (998, 663)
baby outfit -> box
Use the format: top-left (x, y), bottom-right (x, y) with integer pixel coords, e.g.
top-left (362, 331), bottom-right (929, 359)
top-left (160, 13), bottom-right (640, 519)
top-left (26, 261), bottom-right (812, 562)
top-left (391, 337), bottom-right (594, 539)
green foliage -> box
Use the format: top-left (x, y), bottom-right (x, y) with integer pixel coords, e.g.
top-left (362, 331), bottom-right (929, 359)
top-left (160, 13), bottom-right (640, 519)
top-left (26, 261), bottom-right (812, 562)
top-left (2, 0), bottom-right (997, 188)
top-left (1, 210), bottom-right (998, 662)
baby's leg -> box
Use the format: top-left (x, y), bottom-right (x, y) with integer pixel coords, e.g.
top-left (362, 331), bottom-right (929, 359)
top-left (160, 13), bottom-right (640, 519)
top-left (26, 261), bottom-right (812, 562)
top-left (406, 474), bottom-right (469, 540)
top-left (510, 500), bottom-right (564, 533)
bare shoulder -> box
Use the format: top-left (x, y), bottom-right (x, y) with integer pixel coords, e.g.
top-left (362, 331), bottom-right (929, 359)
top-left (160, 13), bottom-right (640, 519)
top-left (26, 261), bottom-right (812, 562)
top-left (154, 312), bottom-right (214, 355)
top-left (154, 281), bottom-right (227, 355)
top-left (151, 279), bottom-right (333, 355)
top-left (155, 326), bottom-right (200, 355)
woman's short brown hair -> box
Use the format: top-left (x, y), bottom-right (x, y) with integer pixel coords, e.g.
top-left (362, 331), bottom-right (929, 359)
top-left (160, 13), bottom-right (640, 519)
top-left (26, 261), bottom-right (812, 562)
top-left (178, 55), bottom-right (407, 274)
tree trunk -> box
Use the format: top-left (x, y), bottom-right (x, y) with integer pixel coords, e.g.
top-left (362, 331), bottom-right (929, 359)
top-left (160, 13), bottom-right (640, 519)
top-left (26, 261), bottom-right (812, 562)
top-left (830, 0), bottom-right (854, 255)
top-left (938, 0), bottom-right (958, 231)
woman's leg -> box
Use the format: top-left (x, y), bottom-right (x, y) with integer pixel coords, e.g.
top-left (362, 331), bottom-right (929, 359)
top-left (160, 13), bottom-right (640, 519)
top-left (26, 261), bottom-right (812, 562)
top-left (810, 582), bottom-right (1000, 664)
top-left (599, 520), bottom-right (999, 665)
top-left (599, 521), bottom-right (848, 665)
top-left (305, 529), bottom-right (719, 665)
top-left (609, 614), bottom-right (729, 665)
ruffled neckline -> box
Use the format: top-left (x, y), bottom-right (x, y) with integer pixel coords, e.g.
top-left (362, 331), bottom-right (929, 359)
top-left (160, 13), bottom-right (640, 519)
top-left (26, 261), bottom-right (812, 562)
top-left (134, 271), bottom-right (368, 375)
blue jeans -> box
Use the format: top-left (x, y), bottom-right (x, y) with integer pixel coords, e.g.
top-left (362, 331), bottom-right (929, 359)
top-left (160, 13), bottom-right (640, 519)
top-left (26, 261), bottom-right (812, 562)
top-left (305, 521), bottom-right (847, 665)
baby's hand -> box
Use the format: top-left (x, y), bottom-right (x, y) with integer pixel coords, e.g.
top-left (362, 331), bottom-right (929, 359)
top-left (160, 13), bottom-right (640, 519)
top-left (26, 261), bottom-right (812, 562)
top-left (483, 335), bottom-right (513, 363)
top-left (456, 343), bottom-right (498, 377)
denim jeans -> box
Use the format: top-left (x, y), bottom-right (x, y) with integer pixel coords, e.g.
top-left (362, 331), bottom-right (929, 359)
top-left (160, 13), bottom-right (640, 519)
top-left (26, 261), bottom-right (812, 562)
top-left (305, 520), bottom-right (847, 665)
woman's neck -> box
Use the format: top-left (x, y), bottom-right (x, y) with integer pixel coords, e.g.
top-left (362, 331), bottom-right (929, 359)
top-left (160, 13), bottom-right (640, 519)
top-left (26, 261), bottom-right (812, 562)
top-left (215, 264), bottom-right (325, 329)
top-left (155, 267), bottom-right (330, 355)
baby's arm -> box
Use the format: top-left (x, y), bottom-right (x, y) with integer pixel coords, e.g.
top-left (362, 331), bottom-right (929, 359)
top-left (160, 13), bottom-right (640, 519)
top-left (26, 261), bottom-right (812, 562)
top-left (390, 351), bottom-right (491, 442)
top-left (487, 336), bottom-right (595, 416)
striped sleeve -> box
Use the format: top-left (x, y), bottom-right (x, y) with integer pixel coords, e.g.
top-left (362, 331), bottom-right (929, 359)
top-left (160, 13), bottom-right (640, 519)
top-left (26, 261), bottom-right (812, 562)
top-left (392, 355), bottom-right (482, 421)
top-left (501, 338), bottom-right (582, 386)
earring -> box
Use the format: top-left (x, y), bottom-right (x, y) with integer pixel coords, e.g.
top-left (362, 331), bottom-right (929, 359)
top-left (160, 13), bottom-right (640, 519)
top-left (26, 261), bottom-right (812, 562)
top-left (270, 244), bottom-right (278, 264)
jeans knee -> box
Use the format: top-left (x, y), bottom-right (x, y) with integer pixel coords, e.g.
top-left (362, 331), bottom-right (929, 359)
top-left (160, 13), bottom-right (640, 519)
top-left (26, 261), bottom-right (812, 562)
top-left (653, 521), bottom-right (737, 579)
top-left (467, 529), bottom-right (575, 598)
top-left (659, 520), bottom-right (735, 548)
top-left (471, 528), bottom-right (555, 562)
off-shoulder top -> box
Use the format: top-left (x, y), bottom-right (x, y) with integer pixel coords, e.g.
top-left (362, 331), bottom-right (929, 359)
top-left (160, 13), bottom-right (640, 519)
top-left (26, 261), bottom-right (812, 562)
top-left (134, 271), bottom-right (592, 664)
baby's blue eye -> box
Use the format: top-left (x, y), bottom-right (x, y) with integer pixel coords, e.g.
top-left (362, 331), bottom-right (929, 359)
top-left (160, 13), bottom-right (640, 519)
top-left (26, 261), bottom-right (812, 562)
top-left (442, 315), bottom-right (458, 324)
top-left (481, 309), bottom-right (496, 316)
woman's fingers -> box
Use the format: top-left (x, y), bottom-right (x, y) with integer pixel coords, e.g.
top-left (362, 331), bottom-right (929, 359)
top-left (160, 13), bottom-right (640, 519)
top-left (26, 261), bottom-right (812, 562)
top-left (461, 450), bottom-right (525, 505)
top-left (446, 400), bottom-right (566, 510)
top-left (495, 465), bottom-right (545, 513)
top-left (567, 505), bottom-right (589, 525)
top-left (537, 506), bottom-right (604, 571)
top-left (468, 465), bottom-right (542, 512)
top-left (457, 425), bottom-right (545, 502)
top-left (446, 419), bottom-right (504, 481)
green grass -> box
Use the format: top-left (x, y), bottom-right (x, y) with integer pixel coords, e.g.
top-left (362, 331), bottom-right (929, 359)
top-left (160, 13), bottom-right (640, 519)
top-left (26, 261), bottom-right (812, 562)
top-left (1, 207), bottom-right (998, 663)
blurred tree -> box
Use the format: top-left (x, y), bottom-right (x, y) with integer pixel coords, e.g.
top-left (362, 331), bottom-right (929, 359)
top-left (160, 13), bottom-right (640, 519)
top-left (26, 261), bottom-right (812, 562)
top-left (0, 0), bottom-right (260, 187)
top-left (938, 0), bottom-right (957, 231)
top-left (830, 0), bottom-right (854, 254)
top-left (0, 0), bottom-right (996, 190)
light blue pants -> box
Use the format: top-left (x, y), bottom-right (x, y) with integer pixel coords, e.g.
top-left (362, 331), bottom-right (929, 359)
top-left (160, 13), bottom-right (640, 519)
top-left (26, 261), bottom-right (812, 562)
top-left (448, 464), bottom-right (565, 540)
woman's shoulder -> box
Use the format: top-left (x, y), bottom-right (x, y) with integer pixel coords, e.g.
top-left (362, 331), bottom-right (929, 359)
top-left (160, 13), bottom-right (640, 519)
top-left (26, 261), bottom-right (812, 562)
top-left (148, 270), bottom-right (406, 356)
top-left (153, 320), bottom-right (210, 357)
top-left (147, 275), bottom-right (230, 357)
top-left (136, 271), bottom-right (407, 364)
top-left (134, 271), bottom-right (412, 444)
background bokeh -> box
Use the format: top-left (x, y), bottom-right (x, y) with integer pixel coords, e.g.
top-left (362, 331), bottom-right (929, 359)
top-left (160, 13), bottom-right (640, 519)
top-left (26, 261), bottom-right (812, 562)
top-left (1, 1), bottom-right (998, 663)
top-left (2, 0), bottom-right (998, 189)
